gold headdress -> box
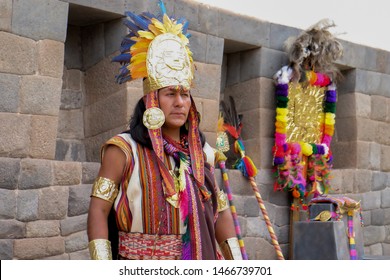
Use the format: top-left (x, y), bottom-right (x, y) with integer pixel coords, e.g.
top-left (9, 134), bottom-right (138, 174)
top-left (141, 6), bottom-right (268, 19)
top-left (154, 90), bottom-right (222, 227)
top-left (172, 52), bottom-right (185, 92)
top-left (113, 1), bottom-right (194, 94)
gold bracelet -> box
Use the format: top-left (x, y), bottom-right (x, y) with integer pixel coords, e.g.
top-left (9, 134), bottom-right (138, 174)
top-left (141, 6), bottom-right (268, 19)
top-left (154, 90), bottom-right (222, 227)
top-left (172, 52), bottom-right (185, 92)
top-left (88, 239), bottom-right (112, 260)
top-left (219, 237), bottom-right (243, 260)
top-left (217, 190), bottom-right (229, 212)
top-left (91, 177), bottom-right (118, 203)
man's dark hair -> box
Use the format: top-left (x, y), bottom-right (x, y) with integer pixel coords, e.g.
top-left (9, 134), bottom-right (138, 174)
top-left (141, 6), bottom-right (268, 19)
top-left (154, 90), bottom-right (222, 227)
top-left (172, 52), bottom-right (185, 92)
top-left (124, 97), bottom-right (206, 149)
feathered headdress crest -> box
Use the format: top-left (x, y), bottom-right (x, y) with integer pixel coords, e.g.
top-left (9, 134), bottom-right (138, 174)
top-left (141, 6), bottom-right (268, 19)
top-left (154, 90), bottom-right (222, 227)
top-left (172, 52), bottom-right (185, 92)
top-left (112, 0), bottom-right (194, 94)
top-left (284, 19), bottom-right (343, 82)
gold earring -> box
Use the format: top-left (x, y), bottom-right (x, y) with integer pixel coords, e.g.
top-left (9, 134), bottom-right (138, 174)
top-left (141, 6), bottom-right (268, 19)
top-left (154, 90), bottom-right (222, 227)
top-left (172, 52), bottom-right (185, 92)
top-left (143, 107), bottom-right (165, 129)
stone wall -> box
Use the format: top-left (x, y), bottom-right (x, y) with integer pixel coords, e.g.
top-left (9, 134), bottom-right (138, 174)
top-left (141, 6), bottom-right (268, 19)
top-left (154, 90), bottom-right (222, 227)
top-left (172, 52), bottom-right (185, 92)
top-left (1, 0), bottom-right (390, 260)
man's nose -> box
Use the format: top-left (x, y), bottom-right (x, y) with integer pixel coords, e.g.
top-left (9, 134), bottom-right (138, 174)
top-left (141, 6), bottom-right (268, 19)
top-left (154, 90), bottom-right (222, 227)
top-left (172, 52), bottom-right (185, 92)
top-left (174, 94), bottom-right (184, 106)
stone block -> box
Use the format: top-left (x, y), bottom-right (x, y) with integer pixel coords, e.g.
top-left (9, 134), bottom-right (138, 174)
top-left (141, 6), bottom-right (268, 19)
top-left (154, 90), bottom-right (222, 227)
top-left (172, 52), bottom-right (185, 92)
top-left (14, 236), bottom-right (65, 260)
top-left (60, 214), bottom-right (88, 236)
top-left (192, 98), bottom-right (219, 133)
top-left (55, 139), bottom-right (87, 162)
top-left (66, 0), bottom-right (124, 14)
top-left (64, 69), bottom-right (84, 91)
top-left (292, 221), bottom-right (350, 259)
top-left (65, 231), bottom-right (88, 253)
top-left (372, 172), bottom-right (388, 191)
top-left (84, 55), bottom-right (124, 105)
top-left (0, 158), bottom-right (20, 190)
top-left (0, 239), bottom-right (13, 260)
top-left (83, 91), bottom-right (128, 137)
top-left (38, 186), bottom-right (69, 219)
top-left (354, 92), bottom-right (371, 118)
top-left (0, 31), bottom-right (37, 75)
top-left (381, 145), bottom-right (390, 171)
top-left (198, 3), bottom-right (218, 36)
top-left (81, 162), bottom-right (100, 183)
top-left (26, 220), bottom-right (60, 237)
top-left (376, 122), bottom-right (390, 146)
top-left (337, 92), bottom-right (356, 118)
top-left (240, 48), bottom-right (261, 82)
top-left (245, 217), bottom-right (269, 238)
top-left (53, 161), bottom-right (82, 186)
top-left (38, 39), bottom-right (65, 78)
top-left (17, 190), bottom-right (39, 221)
top-left (0, 189), bottom-right (16, 219)
top-left (356, 141), bottom-right (370, 169)
top-left (19, 159), bottom-right (53, 190)
top-left (362, 191), bottom-right (381, 211)
top-left (0, 113), bottom-right (31, 158)
top-left (380, 73), bottom-right (390, 98)
top-left (218, 10), bottom-right (269, 47)
top-left (335, 117), bottom-right (357, 142)
top-left (69, 249), bottom-right (90, 260)
top-left (259, 47), bottom-right (289, 79)
top-left (382, 188), bottom-right (390, 208)
top-left (81, 23), bottom-right (105, 70)
top-left (337, 69), bottom-right (357, 94)
top-left (61, 89), bottom-right (84, 110)
top-left (369, 142), bottom-right (381, 170)
top-left (12, 0), bottom-right (68, 42)
top-left (332, 142), bottom-right (357, 169)
top-left (20, 75), bottom-right (62, 116)
top-left (225, 53), bottom-right (240, 86)
top-left (189, 31), bottom-right (207, 63)
top-left (206, 35), bottom-right (224, 65)
top-left (57, 109), bottom-right (84, 139)
top-left (244, 236), bottom-right (278, 260)
top-left (64, 25), bottom-right (82, 69)
top-left (371, 208), bottom-right (385, 226)
top-left (363, 225), bottom-right (386, 246)
top-left (0, 73), bottom-right (21, 113)
top-left (245, 137), bottom-right (274, 170)
top-left (0, 220), bottom-right (25, 239)
top-left (354, 170), bottom-right (372, 193)
top-left (191, 62), bottom-right (221, 100)
top-left (30, 115), bottom-right (59, 160)
top-left (338, 40), bottom-right (366, 70)
top-left (104, 18), bottom-right (127, 57)
top-left (269, 23), bottom-right (300, 51)
top-left (68, 184), bottom-right (92, 217)
top-left (0, 0), bottom-right (12, 31)
top-left (371, 95), bottom-right (388, 121)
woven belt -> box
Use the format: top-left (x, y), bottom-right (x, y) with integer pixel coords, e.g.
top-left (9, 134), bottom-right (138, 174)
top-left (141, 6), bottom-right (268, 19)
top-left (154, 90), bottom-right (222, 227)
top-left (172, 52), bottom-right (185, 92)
top-left (118, 231), bottom-right (182, 260)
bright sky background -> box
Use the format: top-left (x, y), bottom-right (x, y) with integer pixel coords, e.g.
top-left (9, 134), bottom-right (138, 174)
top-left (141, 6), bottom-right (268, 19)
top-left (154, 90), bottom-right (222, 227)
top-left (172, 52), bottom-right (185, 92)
top-left (193, 0), bottom-right (390, 52)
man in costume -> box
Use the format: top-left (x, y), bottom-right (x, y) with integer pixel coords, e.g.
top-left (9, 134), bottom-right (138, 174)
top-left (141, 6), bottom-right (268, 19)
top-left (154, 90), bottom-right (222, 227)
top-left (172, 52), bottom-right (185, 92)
top-left (87, 1), bottom-right (242, 260)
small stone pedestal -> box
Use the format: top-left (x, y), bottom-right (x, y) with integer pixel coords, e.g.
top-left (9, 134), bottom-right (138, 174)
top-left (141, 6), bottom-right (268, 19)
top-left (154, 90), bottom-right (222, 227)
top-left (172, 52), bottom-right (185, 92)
top-left (292, 203), bottom-right (364, 260)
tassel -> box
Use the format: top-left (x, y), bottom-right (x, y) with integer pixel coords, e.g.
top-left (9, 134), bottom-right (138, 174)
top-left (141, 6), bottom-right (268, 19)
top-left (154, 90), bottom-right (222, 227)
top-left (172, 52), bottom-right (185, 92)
top-left (181, 216), bottom-right (191, 260)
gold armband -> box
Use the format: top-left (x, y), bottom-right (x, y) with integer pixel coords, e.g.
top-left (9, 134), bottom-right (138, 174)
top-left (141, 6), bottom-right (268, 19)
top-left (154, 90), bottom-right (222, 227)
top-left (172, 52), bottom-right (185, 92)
top-left (91, 177), bottom-right (118, 203)
top-left (88, 239), bottom-right (112, 260)
top-left (217, 190), bottom-right (229, 212)
top-left (219, 237), bottom-right (243, 260)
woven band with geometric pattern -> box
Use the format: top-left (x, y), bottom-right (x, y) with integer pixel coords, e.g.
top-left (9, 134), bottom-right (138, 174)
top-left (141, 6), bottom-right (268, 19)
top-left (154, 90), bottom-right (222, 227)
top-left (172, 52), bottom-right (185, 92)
top-left (118, 231), bottom-right (182, 260)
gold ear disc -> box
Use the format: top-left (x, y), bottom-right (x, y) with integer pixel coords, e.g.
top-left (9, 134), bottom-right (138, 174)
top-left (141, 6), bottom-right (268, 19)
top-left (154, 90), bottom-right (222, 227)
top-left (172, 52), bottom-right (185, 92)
top-left (143, 107), bottom-right (165, 129)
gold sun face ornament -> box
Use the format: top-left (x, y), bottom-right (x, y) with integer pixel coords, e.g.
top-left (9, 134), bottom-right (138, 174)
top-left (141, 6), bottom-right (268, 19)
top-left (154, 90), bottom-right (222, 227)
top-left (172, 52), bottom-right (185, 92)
top-left (286, 83), bottom-right (326, 144)
top-left (144, 33), bottom-right (193, 94)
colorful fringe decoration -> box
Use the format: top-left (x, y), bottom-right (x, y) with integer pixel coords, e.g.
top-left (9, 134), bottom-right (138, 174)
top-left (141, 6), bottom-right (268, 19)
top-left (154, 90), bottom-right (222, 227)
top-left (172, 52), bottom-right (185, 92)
top-left (272, 67), bottom-right (336, 210)
top-left (215, 151), bottom-right (248, 260)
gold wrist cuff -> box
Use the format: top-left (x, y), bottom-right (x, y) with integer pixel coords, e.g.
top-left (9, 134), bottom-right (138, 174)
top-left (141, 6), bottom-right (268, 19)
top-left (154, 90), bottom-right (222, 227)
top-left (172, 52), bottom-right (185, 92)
top-left (219, 237), bottom-right (243, 260)
top-left (91, 177), bottom-right (118, 203)
top-left (217, 190), bottom-right (229, 212)
top-left (88, 239), bottom-right (112, 260)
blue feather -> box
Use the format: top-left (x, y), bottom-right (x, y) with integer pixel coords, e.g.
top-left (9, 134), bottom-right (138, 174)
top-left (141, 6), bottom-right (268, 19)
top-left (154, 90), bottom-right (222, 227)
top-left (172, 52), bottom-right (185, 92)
top-left (123, 19), bottom-right (140, 33)
top-left (126, 12), bottom-right (150, 30)
top-left (120, 43), bottom-right (134, 53)
top-left (111, 53), bottom-right (131, 63)
top-left (158, 0), bottom-right (167, 15)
